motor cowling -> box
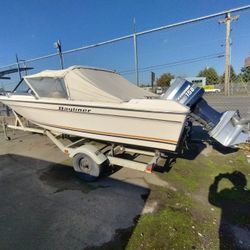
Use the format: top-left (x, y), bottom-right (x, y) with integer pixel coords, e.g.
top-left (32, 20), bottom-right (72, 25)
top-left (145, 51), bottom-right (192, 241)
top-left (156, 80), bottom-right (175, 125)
top-left (162, 78), bottom-right (249, 147)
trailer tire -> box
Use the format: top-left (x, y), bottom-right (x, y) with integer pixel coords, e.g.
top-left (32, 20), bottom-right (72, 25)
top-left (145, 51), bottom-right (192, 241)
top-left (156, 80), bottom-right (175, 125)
top-left (73, 153), bottom-right (101, 182)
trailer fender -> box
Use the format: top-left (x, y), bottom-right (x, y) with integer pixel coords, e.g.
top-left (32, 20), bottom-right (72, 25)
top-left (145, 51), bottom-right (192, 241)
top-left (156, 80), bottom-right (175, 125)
top-left (68, 144), bottom-right (107, 165)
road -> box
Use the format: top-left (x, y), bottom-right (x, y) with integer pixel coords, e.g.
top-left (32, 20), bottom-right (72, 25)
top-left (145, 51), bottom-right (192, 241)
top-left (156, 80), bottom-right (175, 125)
top-left (204, 95), bottom-right (250, 117)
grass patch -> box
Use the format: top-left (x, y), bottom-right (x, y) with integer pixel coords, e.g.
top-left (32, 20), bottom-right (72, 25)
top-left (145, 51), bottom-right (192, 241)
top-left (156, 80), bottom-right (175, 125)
top-left (127, 186), bottom-right (219, 250)
top-left (127, 147), bottom-right (250, 249)
top-left (159, 150), bottom-right (250, 194)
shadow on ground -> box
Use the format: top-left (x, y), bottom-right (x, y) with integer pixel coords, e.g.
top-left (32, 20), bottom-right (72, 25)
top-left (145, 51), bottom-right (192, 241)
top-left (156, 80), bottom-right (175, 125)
top-left (154, 125), bottom-right (239, 174)
top-left (0, 154), bottom-right (149, 250)
top-left (209, 171), bottom-right (250, 250)
top-left (190, 125), bottom-right (238, 155)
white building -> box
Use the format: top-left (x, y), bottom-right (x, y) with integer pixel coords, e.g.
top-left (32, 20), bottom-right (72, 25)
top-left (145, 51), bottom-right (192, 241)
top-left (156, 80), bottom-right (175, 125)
top-left (170, 77), bottom-right (206, 86)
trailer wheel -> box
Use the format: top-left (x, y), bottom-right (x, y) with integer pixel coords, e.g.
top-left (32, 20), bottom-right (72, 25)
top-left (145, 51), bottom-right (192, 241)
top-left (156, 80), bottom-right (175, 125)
top-left (73, 153), bottom-right (101, 182)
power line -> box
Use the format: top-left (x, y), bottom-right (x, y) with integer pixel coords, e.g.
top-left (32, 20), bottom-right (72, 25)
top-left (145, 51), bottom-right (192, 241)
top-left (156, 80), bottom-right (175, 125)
top-left (0, 5), bottom-right (249, 70)
top-left (119, 53), bottom-right (224, 75)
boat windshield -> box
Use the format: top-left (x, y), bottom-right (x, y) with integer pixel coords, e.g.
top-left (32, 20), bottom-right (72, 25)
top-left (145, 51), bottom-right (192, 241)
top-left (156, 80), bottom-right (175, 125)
top-left (13, 79), bottom-right (34, 95)
top-left (27, 77), bottom-right (68, 99)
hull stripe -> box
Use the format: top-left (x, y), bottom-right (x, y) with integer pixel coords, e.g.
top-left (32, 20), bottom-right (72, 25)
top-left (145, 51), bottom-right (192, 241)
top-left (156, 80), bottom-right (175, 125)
top-left (36, 121), bottom-right (178, 145)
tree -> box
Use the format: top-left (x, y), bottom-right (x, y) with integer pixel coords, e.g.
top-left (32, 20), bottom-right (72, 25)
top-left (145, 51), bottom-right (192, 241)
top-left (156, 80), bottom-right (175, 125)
top-left (241, 66), bottom-right (250, 82)
top-left (197, 67), bottom-right (219, 85)
top-left (156, 73), bottom-right (174, 87)
top-left (221, 65), bottom-right (238, 83)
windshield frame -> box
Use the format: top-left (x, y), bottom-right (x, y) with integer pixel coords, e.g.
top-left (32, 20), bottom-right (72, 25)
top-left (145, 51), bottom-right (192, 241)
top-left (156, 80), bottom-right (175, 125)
top-left (11, 78), bottom-right (38, 98)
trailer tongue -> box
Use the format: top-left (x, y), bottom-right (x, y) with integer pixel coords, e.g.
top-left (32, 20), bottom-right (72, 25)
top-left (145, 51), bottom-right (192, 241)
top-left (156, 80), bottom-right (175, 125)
top-left (162, 78), bottom-right (250, 147)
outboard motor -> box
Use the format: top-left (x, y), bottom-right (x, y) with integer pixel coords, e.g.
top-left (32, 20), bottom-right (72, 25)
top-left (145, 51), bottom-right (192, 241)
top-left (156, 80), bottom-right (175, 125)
top-left (162, 78), bottom-right (250, 147)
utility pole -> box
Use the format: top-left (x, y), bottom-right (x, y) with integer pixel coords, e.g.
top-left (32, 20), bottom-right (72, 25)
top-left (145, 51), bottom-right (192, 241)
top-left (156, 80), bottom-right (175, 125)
top-left (219, 13), bottom-right (239, 96)
top-left (15, 54), bottom-right (22, 80)
top-left (133, 18), bottom-right (139, 86)
top-left (54, 40), bottom-right (64, 69)
top-left (151, 71), bottom-right (155, 93)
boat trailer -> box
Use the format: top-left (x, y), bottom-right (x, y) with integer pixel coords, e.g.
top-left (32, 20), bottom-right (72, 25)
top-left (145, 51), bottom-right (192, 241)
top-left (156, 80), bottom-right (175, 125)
top-left (2, 111), bottom-right (164, 181)
top-left (2, 78), bottom-right (250, 180)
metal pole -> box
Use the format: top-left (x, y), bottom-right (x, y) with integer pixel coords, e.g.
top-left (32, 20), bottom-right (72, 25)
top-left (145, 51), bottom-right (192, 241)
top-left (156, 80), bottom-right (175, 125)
top-left (55, 40), bottom-right (64, 69)
top-left (229, 41), bottom-right (232, 95)
top-left (225, 14), bottom-right (231, 96)
top-left (219, 13), bottom-right (239, 96)
top-left (151, 71), bottom-right (155, 93)
top-left (15, 54), bottom-right (22, 80)
top-left (21, 60), bottom-right (28, 76)
top-left (133, 18), bottom-right (139, 85)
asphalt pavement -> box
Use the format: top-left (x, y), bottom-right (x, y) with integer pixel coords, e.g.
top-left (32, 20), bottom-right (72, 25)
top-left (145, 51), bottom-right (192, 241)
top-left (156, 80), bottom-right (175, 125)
top-left (204, 95), bottom-right (250, 117)
top-left (0, 131), bottom-right (155, 250)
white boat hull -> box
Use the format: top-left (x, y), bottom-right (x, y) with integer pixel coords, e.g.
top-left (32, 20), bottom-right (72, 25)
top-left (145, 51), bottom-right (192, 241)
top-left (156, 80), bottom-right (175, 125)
top-left (1, 97), bottom-right (188, 151)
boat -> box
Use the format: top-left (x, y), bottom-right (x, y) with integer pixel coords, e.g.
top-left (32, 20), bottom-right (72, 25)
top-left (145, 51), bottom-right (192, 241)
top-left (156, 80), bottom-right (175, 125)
top-left (0, 66), bottom-right (189, 152)
top-left (0, 65), bottom-right (249, 180)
